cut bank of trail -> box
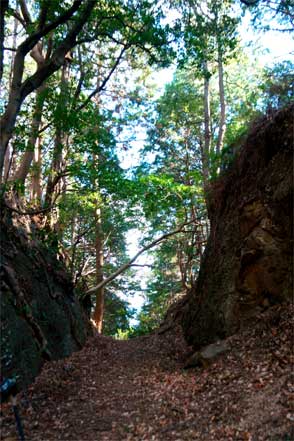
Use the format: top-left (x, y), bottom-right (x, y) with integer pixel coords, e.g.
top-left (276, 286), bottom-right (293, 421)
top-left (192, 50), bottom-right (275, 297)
top-left (1, 304), bottom-right (293, 441)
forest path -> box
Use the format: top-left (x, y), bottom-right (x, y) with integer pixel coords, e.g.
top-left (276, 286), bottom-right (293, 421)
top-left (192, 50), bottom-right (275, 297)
top-left (1, 305), bottom-right (293, 441)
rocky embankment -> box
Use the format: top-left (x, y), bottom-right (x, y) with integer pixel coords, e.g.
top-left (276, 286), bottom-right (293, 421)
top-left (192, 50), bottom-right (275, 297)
top-left (181, 105), bottom-right (293, 348)
top-left (0, 215), bottom-right (91, 390)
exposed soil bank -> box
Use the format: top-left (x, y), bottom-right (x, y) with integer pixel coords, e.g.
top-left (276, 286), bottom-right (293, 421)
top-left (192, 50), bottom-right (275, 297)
top-left (181, 105), bottom-right (293, 348)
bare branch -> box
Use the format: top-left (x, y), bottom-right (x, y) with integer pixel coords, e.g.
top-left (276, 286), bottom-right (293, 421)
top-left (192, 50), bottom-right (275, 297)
top-left (7, 7), bottom-right (27, 28)
top-left (86, 219), bottom-right (197, 295)
top-left (81, 268), bottom-right (96, 277)
top-left (131, 264), bottom-right (154, 268)
top-left (19, 0), bottom-right (32, 25)
top-left (3, 47), bottom-right (17, 52)
top-left (78, 46), bottom-right (128, 111)
top-left (72, 225), bottom-right (95, 248)
top-left (38, 121), bottom-right (53, 134)
top-left (3, 199), bottom-right (58, 216)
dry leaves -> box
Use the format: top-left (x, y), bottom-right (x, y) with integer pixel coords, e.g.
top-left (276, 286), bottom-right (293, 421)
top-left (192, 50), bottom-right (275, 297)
top-left (1, 304), bottom-right (293, 440)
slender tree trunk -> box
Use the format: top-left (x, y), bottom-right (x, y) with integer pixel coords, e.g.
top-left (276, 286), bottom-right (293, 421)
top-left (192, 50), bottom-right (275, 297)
top-left (31, 135), bottom-right (43, 203)
top-left (216, 46), bottom-right (226, 155)
top-left (177, 248), bottom-right (188, 291)
top-left (1, 7), bottom-right (18, 184)
top-left (8, 7), bottom-right (19, 90)
top-left (92, 204), bottom-right (105, 333)
top-left (3, 145), bottom-right (12, 184)
top-left (0, 49), bottom-right (32, 179)
top-left (0, 44), bottom-right (24, 183)
top-left (45, 61), bottom-right (69, 216)
top-left (202, 59), bottom-right (211, 190)
top-left (11, 83), bottom-right (46, 186)
top-left (0, 0), bottom-right (9, 83)
top-left (2, 10), bottom-right (23, 185)
top-left (70, 214), bottom-right (77, 277)
top-left (91, 63), bottom-right (105, 333)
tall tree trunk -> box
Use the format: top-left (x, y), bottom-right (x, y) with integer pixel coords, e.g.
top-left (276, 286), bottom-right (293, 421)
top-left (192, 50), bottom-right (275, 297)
top-left (70, 214), bottom-right (77, 277)
top-left (177, 247), bottom-right (188, 291)
top-left (0, 0), bottom-right (9, 83)
top-left (3, 145), bottom-right (12, 184)
top-left (0, 0), bottom-right (95, 178)
top-left (216, 46), bottom-right (226, 155)
top-left (92, 204), bottom-right (105, 333)
top-left (1, 6), bottom-right (19, 185)
top-left (202, 59), bottom-right (211, 193)
top-left (45, 61), bottom-right (69, 217)
top-left (8, 6), bottom-right (19, 90)
top-left (91, 62), bottom-right (105, 333)
top-left (11, 83), bottom-right (46, 186)
top-left (31, 135), bottom-right (43, 203)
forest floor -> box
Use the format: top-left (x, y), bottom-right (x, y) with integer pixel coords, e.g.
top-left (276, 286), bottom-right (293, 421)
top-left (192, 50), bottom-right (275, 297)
top-left (1, 303), bottom-right (293, 441)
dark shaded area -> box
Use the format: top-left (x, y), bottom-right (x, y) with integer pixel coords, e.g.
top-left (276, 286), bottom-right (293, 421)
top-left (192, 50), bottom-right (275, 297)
top-left (0, 216), bottom-right (91, 391)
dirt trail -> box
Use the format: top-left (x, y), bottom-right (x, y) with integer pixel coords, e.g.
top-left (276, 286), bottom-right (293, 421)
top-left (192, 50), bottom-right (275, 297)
top-left (1, 305), bottom-right (293, 441)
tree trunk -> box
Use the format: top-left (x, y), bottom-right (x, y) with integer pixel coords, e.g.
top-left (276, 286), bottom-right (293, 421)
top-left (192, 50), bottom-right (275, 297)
top-left (202, 59), bottom-right (211, 191)
top-left (8, 7), bottom-right (19, 90)
top-left (0, 0), bottom-right (9, 83)
top-left (3, 145), bottom-right (12, 184)
top-left (92, 205), bottom-right (105, 333)
top-left (70, 214), bottom-right (78, 278)
top-left (0, 0), bottom-right (96, 178)
top-left (216, 46), bottom-right (226, 156)
top-left (31, 135), bottom-right (43, 203)
top-left (44, 61), bottom-right (69, 220)
top-left (177, 247), bottom-right (188, 291)
top-left (11, 83), bottom-right (46, 186)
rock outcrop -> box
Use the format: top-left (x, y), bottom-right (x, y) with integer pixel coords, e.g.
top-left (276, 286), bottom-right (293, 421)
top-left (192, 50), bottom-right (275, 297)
top-left (0, 216), bottom-right (91, 391)
top-left (184, 340), bottom-right (228, 369)
top-left (181, 105), bottom-right (293, 348)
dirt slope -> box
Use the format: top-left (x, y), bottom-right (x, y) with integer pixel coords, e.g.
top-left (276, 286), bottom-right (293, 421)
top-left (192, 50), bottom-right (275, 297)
top-left (1, 303), bottom-right (293, 441)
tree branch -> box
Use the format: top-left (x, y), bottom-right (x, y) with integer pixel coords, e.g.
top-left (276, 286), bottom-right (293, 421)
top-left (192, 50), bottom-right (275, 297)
top-left (239, 0), bottom-right (259, 6)
top-left (20, 0), bottom-right (96, 102)
top-left (0, 0), bottom-right (96, 176)
top-left (2, 199), bottom-right (58, 216)
top-left (131, 264), bottom-right (154, 268)
top-left (7, 7), bottom-right (27, 28)
top-left (85, 219), bottom-right (197, 295)
top-left (38, 0), bottom-right (50, 31)
top-left (0, 0), bottom-right (9, 82)
top-left (78, 45), bottom-right (128, 111)
top-left (38, 121), bottom-right (53, 134)
top-left (19, 0), bottom-right (32, 25)
top-left (19, 0), bottom-right (84, 55)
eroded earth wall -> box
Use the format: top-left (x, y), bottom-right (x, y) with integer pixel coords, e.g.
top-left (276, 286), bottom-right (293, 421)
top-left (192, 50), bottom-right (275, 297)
top-left (182, 105), bottom-right (293, 348)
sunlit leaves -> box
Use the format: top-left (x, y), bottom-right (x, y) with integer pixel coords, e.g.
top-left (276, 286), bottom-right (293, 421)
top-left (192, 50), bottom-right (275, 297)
top-left (260, 60), bottom-right (294, 108)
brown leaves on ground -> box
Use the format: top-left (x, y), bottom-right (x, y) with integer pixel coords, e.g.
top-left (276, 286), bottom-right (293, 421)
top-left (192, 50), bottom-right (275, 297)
top-left (1, 303), bottom-right (293, 441)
